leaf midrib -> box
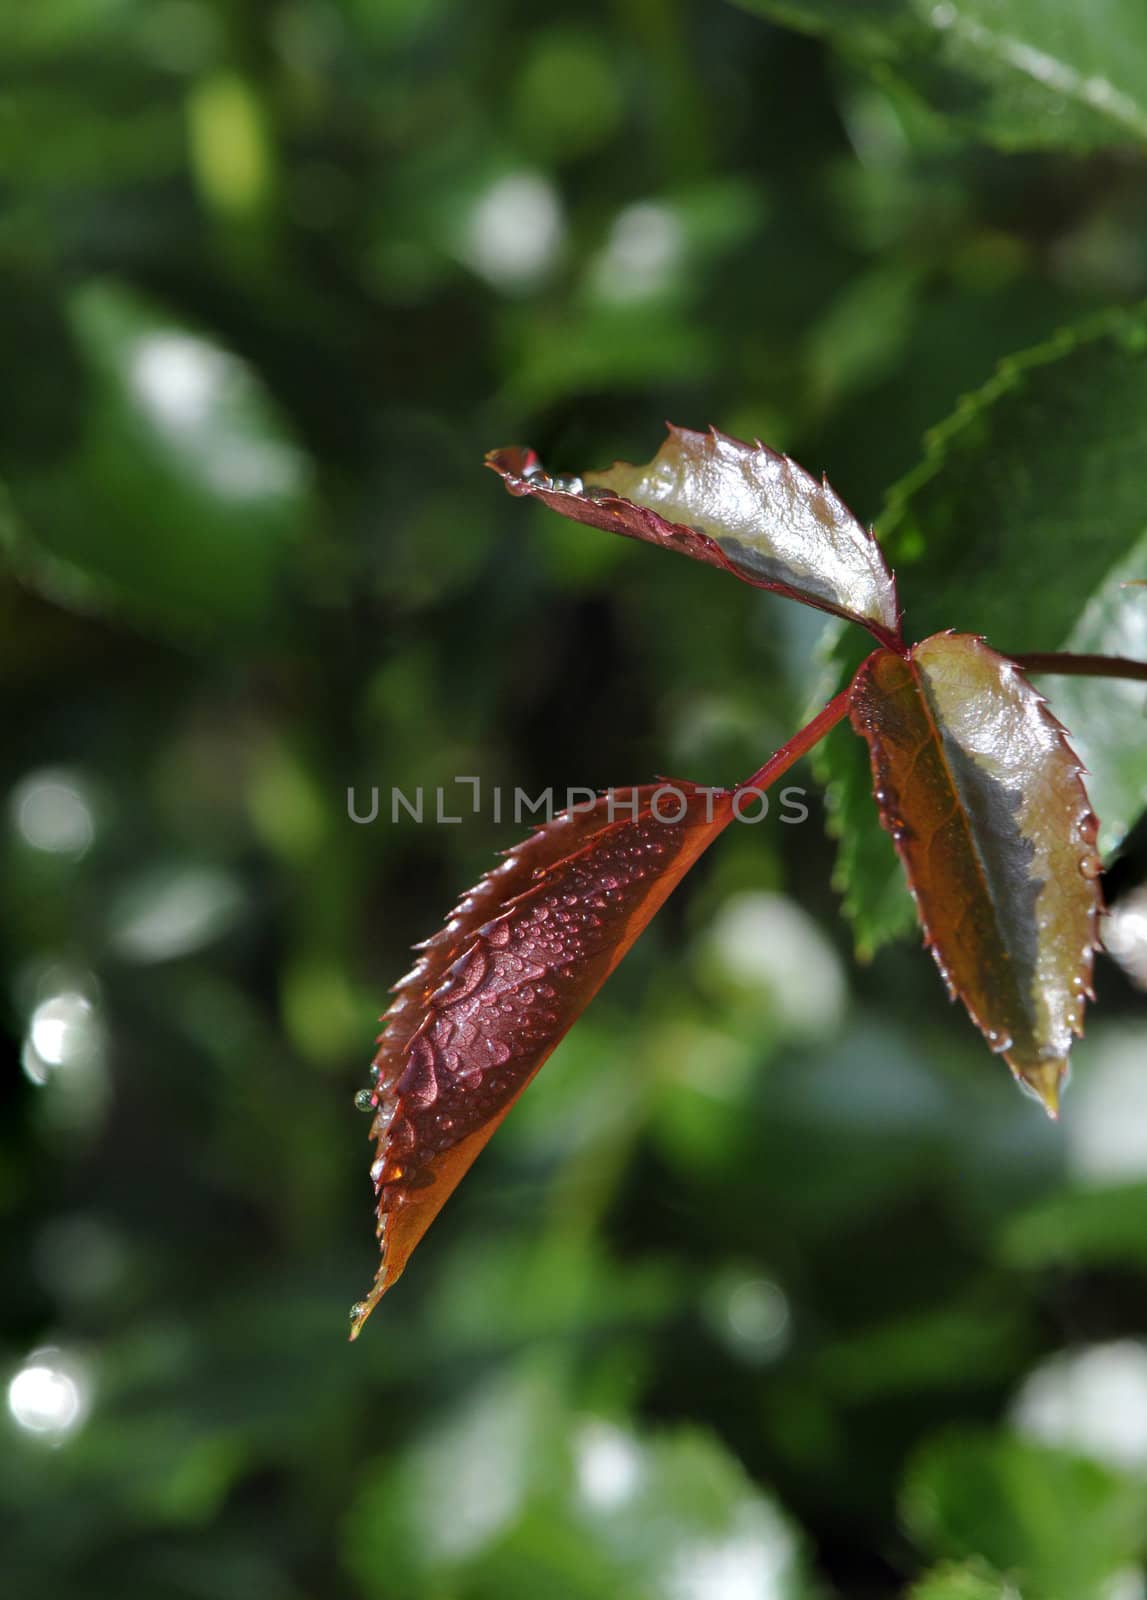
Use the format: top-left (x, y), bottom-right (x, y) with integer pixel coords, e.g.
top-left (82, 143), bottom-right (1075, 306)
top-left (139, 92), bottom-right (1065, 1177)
top-left (907, 648), bottom-right (1033, 1048)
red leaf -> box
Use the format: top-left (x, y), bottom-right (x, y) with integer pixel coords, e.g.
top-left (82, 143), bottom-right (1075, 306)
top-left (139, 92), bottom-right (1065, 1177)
top-left (350, 782), bottom-right (735, 1336)
top-left (486, 425), bottom-right (901, 645)
top-left (849, 632), bottom-right (1103, 1112)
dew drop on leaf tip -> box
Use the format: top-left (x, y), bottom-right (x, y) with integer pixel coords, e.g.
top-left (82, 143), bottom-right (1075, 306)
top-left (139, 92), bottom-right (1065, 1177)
top-left (354, 1088), bottom-right (375, 1113)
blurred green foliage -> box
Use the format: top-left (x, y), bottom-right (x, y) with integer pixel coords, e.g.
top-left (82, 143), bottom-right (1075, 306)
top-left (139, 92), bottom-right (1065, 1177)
top-left (3, 1), bottom-right (1147, 1597)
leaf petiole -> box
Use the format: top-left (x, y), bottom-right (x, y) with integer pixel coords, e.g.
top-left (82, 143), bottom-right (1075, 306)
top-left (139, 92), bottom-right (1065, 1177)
top-left (739, 682), bottom-right (856, 796)
top-left (1010, 652), bottom-right (1147, 684)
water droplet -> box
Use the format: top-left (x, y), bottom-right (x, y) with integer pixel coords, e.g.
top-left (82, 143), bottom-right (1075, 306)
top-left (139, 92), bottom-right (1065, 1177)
top-left (389, 1116), bottom-right (415, 1153)
top-left (437, 945), bottom-right (490, 1007)
top-left (354, 1088), bottom-right (376, 1113)
top-left (398, 1036), bottom-right (440, 1106)
top-left (349, 1301), bottom-right (368, 1327)
top-left (552, 473), bottom-right (584, 495)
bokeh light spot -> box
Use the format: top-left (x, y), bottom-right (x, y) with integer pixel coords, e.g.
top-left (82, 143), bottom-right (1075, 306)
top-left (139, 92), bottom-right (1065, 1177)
top-left (1012, 1341), bottom-right (1147, 1469)
top-left (464, 172), bottom-right (563, 289)
top-left (593, 202), bottom-right (683, 302)
top-left (575, 1421), bottom-right (643, 1511)
top-left (7, 1348), bottom-right (91, 1444)
top-left (9, 770), bottom-right (95, 857)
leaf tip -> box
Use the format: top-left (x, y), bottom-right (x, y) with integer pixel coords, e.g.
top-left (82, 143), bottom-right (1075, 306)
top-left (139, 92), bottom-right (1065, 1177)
top-left (348, 1257), bottom-right (391, 1341)
top-left (347, 1297), bottom-right (370, 1342)
top-left (1012, 1056), bottom-right (1068, 1120)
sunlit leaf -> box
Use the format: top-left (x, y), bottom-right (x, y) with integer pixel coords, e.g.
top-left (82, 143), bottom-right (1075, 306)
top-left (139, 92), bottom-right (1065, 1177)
top-left (818, 298), bottom-right (1147, 956)
top-left (344, 1365), bottom-right (815, 1598)
top-left (902, 1430), bottom-right (1147, 1600)
top-left (849, 632), bottom-right (1102, 1111)
top-left (909, 1561), bottom-right (1015, 1600)
top-left (881, 309), bottom-right (1147, 669)
top-left (351, 781), bottom-right (736, 1335)
top-left (574, 1426), bottom-right (811, 1600)
top-left (733, 0), bottom-right (1147, 151)
top-left (1, 281), bottom-right (312, 640)
top-left (1038, 542), bottom-right (1147, 857)
top-left (486, 425), bottom-right (901, 643)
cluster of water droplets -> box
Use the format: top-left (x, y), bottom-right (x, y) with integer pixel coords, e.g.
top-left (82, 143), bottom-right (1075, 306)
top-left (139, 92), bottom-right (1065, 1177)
top-left (354, 1056), bottom-right (401, 1185)
top-left (348, 801), bottom-right (700, 1334)
top-left (519, 460), bottom-right (584, 496)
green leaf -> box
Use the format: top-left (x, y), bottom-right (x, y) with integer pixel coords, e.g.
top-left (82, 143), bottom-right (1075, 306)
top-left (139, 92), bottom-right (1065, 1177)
top-left (574, 1427), bottom-right (811, 1600)
top-left (902, 1430), bottom-right (1147, 1600)
top-left (1038, 543), bottom-right (1147, 856)
top-left (909, 1561), bottom-right (1016, 1600)
top-left (732, 0), bottom-right (1147, 151)
top-left (1, 281), bottom-right (313, 641)
top-left (821, 307), bottom-right (1147, 950)
top-left (816, 1296), bottom-right (1034, 1400)
top-left (343, 1366), bottom-right (814, 1599)
top-left (883, 309), bottom-right (1147, 653)
top-left (815, 626), bottom-right (917, 958)
top-left (999, 1180), bottom-right (1147, 1270)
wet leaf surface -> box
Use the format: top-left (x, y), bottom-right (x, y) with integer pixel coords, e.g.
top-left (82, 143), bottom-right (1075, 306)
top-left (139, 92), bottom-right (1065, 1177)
top-left (849, 632), bottom-right (1102, 1110)
top-left (487, 426), bottom-right (901, 643)
top-left (352, 781), bottom-right (736, 1335)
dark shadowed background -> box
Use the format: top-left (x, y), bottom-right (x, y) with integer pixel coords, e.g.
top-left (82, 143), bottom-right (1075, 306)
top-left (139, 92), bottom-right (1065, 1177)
top-left (5, 2), bottom-right (1147, 1597)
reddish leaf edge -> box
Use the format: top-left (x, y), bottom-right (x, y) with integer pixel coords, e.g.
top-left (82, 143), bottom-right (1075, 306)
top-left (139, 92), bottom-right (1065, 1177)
top-left (349, 688), bottom-right (853, 1338)
top-left (485, 431), bottom-right (904, 653)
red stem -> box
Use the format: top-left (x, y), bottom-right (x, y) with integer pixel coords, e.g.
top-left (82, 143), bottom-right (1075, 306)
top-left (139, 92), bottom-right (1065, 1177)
top-left (1011, 652), bottom-right (1147, 684)
top-left (738, 684), bottom-right (853, 796)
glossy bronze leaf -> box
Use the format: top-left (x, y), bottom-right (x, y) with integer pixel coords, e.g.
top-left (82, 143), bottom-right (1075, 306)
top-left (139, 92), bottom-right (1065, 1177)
top-left (351, 782), bottom-right (736, 1336)
top-left (486, 426), bottom-right (901, 645)
top-left (848, 632), bottom-right (1102, 1114)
